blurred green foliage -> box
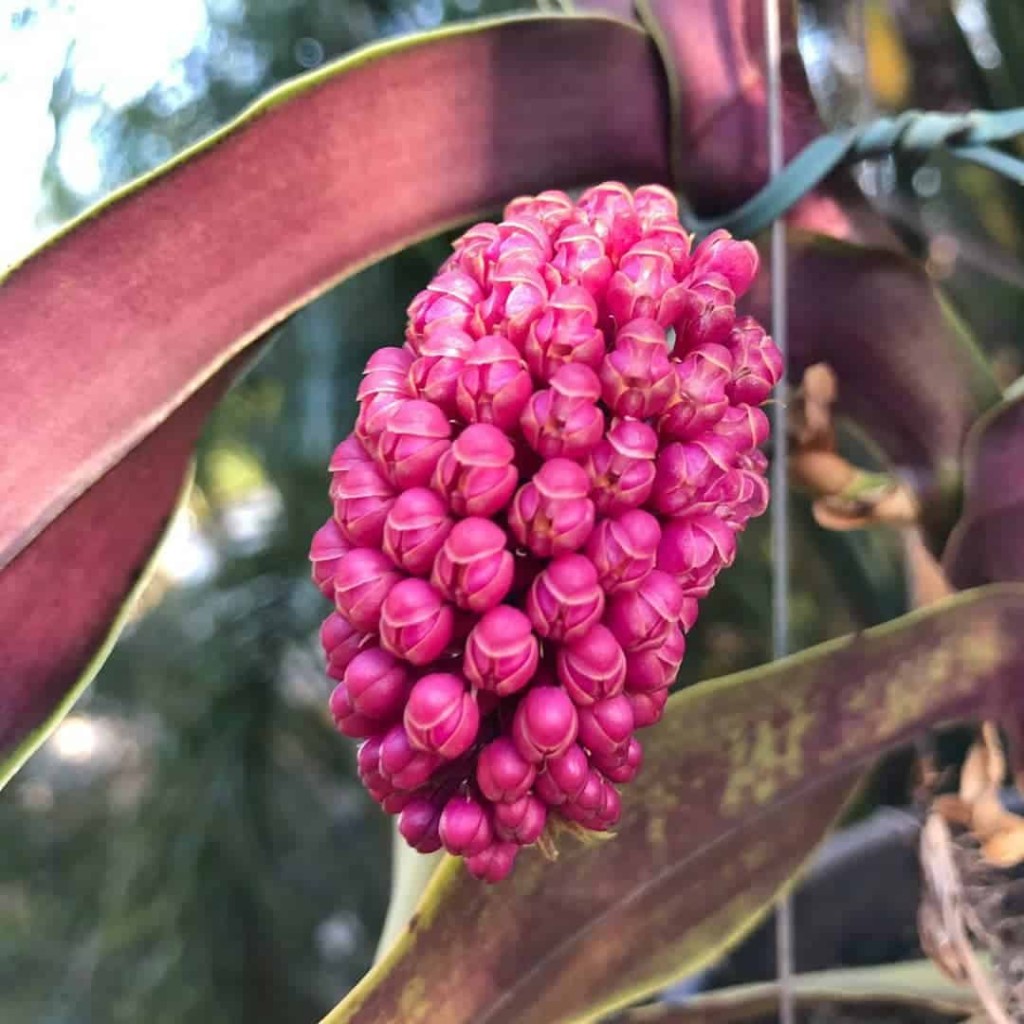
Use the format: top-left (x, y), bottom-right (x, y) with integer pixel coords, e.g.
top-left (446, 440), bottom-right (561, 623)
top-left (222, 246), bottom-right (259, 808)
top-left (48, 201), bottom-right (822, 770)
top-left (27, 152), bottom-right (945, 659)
top-left (5, 0), bottom-right (1024, 1021)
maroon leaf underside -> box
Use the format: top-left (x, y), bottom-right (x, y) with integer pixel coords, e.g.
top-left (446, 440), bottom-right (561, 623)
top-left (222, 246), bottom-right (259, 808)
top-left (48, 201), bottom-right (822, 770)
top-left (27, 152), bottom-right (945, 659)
top-left (0, 356), bottom-right (250, 767)
top-left (944, 394), bottom-right (1024, 588)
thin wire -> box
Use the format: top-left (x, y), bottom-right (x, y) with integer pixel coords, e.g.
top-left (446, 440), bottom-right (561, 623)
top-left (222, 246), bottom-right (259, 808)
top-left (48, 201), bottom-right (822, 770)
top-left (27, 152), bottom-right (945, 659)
top-left (763, 1), bottom-right (793, 1022)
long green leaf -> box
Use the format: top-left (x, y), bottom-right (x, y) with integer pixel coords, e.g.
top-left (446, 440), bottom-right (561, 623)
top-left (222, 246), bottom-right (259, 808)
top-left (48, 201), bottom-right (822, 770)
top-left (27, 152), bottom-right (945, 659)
top-left (325, 585), bottom-right (1024, 1024)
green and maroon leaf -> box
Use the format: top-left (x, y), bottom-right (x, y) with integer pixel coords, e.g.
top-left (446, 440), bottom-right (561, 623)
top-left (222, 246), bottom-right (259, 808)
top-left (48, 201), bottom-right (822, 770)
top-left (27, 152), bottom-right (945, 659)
top-left (324, 586), bottom-right (1024, 1024)
top-left (620, 962), bottom-right (979, 1023)
top-left (944, 388), bottom-right (1024, 588)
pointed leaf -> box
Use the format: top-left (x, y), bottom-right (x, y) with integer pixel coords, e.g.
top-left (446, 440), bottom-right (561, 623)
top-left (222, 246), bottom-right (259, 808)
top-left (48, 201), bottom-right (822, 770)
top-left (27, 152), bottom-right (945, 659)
top-left (944, 389), bottom-right (1024, 587)
top-left (621, 961), bottom-right (979, 1022)
top-left (326, 586), bottom-right (1024, 1024)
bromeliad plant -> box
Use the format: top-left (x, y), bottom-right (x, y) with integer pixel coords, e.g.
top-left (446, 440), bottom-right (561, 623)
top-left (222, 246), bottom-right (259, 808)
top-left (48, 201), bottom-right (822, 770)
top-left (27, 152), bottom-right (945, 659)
top-left (6, 0), bottom-right (1024, 1021)
top-left (312, 184), bottom-right (778, 879)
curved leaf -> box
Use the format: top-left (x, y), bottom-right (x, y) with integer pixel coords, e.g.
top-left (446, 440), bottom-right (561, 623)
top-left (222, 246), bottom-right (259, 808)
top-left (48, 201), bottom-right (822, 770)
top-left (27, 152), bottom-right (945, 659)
top-left (326, 586), bottom-right (1024, 1024)
top-left (0, 356), bottom-right (251, 784)
top-left (621, 962), bottom-right (978, 1022)
top-left (747, 233), bottom-right (999, 486)
top-left (0, 13), bottom-right (669, 573)
top-left (944, 390), bottom-right (1024, 588)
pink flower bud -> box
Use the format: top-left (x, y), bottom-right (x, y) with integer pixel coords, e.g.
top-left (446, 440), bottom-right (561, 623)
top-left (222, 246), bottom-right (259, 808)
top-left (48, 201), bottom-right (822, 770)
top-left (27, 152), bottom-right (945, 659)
top-left (508, 458), bottom-right (595, 557)
top-left (560, 769), bottom-right (605, 824)
top-left (334, 548), bottom-right (402, 631)
top-left (606, 240), bottom-right (686, 327)
top-left (727, 317), bottom-right (782, 405)
top-left (671, 273), bottom-right (736, 353)
top-left (624, 624), bottom-right (685, 693)
top-left (473, 259), bottom-right (548, 347)
top-left (606, 569), bottom-right (685, 652)
top-left (365, 346), bottom-right (414, 374)
top-left (465, 841), bottom-right (519, 883)
top-left (689, 229), bottom-right (759, 298)
top-left (310, 518), bottom-right (351, 597)
top-left (493, 793), bottom-right (547, 844)
top-left (585, 418), bottom-right (658, 516)
top-left (355, 356), bottom-right (415, 455)
top-left (355, 388), bottom-right (410, 458)
top-left (727, 467), bottom-right (770, 529)
top-left (377, 399), bottom-right (452, 490)
top-left (329, 434), bottom-right (374, 474)
top-left (399, 795), bottom-right (444, 853)
top-left (476, 737), bottom-right (537, 803)
top-left (332, 462), bottom-right (396, 548)
top-left (524, 285), bottom-right (605, 380)
top-left (534, 744), bottom-right (589, 805)
top-left (328, 682), bottom-right (382, 739)
top-left (710, 403), bottom-right (770, 456)
top-left (343, 648), bottom-right (411, 722)
top-left (657, 515), bottom-right (737, 596)
top-left (520, 363), bottom-right (605, 461)
top-left (357, 737), bottom-right (411, 813)
top-left (505, 189), bottom-right (576, 234)
top-left (646, 221), bottom-right (694, 276)
top-left (463, 605), bottom-right (539, 697)
top-left (657, 344), bottom-right (733, 442)
top-left (446, 221), bottom-right (500, 286)
top-left (557, 624), bottom-right (626, 706)
top-left (681, 596), bottom-right (700, 633)
top-left (432, 423), bottom-right (517, 518)
top-left (592, 778), bottom-right (623, 830)
top-left (320, 613), bottom-right (368, 680)
top-left (456, 335), bottom-right (533, 431)
top-left (432, 518), bottom-right (514, 613)
top-left (494, 214), bottom-right (553, 263)
top-left (628, 686), bottom-right (669, 728)
top-left (404, 672), bottom-right (480, 759)
top-left (526, 553), bottom-right (605, 642)
top-left (406, 269), bottom-right (482, 350)
top-left (585, 509), bottom-right (661, 594)
top-left (512, 685), bottom-right (579, 763)
top-left (380, 578), bottom-right (455, 665)
top-left (382, 488), bottom-right (453, 576)
top-left (599, 318), bottom-right (676, 418)
top-left (633, 184), bottom-right (680, 229)
top-left (577, 181), bottom-right (641, 261)
top-left (651, 437), bottom-right (732, 517)
top-left (551, 223), bottom-right (614, 298)
top-left (408, 328), bottom-right (474, 415)
top-left (378, 723), bottom-right (442, 790)
top-left (439, 794), bottom-right (493, 856)
top-left (577, 694), bottom-right (634, 758)
top-left (593, 736), bottom-right (644, 784)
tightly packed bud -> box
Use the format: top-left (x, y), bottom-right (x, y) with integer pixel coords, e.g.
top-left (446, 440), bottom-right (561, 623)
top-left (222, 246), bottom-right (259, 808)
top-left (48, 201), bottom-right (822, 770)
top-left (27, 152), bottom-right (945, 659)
top-left (657, 515), bottom-right (737, 597)
top-left (432, 518), bottom-right (514, 613)
top-left (409, 327), bottom-right (474, 415)
top-left (586, 419), bottom-right (658, 516)
top-left (508, 458), bottom-right (595, 557)
top-left (512, 685), bottom-right (579, 763)
top-left (526, 554), bottom-right (605, 642)
top-left (477, 736), bottom-right (537, 803)
top-left (463, 606), bottom-right (539, 696)
top-left (585, 509), bottom-right (661, 593)
top-left (433, 423), bottom-right (518, 518)
top-left (456, 335), bottom-right (533, 431)
top-left (557, 624), bottom-right (626, 706)
top-left (309, 519), bottom-right (351, 597)
top-left (599, 318), bottom-right (676, 418)
top-left (332, 462), bottom-right (395, 548)
top-left (606, 569), bottom-right (685, 652)
top-left (404, 673), bottom-right (480, 759)
top-left (334, 548), bottom-right (402, 632)
top-left (314, 183), bottom-right (779, 881)
top-left (520, 363), bottom-right (605, 460)
top-left (380, 578), bottom-right (455, 665)
top-left (382, 488), bottom-right (453, 576)
top-left (525, 285), bottom-right (605, 380)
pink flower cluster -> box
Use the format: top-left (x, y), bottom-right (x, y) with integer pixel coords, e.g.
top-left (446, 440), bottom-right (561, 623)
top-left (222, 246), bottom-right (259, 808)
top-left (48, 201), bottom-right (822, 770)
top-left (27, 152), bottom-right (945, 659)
top-left (310, 183), bottom-right (781, 882)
